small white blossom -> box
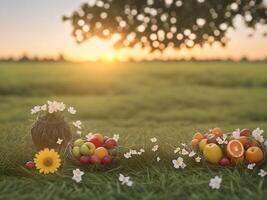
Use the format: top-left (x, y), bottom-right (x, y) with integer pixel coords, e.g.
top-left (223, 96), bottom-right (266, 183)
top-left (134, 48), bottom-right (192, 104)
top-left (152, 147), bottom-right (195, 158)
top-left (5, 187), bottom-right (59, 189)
top-left (181, 143), bottom-right (187, 147)
top-left (73, 120), bottom-right (82, 129)
top-left (130, 150), bottom-right (137, 155)
top-left (41, 104), bottom-right (47, 111)
top-left (68, 107), bottom-right (76, 114)
top-left (72, 168), bottom-right (84, 183)
top-left (156, 157), bottom-right (161, 162)
top-left (258, 169), bottom-right (267, 177)
top-left (113, 134), bottom-right (120, 142)
top-left (140, 148), bottom-right (145, 153)
top-left (180, 148), bottom-right (189, 155)
top-left (57, 102), bottom-right (66, 111)
top-left (232, 129), bottom-right (240, 139)
top-left (119, 174), bottom-right (133, 187)
top-left (172, 157), bottom-right (186, 169)
top-left (189, 151), bottom-right (196, 157)
top-left (247, 163), bottom-right (256, 170)
top-left (76, 131), bottom-right (82, 135)
top-left (85, 133), bottom-right (93, 140)
top-left (152, 145), bottom-right (159, 152)
top-left (150, 137), bottom-right (157, 143)
top-left (47, 101), bottom-right (60, 113)
top-left (252, 128), bottom-right (264, 143)
top-left (56, 138), bottom-right (63, 145)
top-left (124, 152), bottom-right (132, 159)
top-left (31, 106), bottom-right (41, 114)
top-left (209, 176), bottom-right (222, 189)
top-left (216, 134), bottom-right (228, 145)
top-left (195, 157), bottom-right (201, 163)
top-left (174, 147), bottom-right (180, 154)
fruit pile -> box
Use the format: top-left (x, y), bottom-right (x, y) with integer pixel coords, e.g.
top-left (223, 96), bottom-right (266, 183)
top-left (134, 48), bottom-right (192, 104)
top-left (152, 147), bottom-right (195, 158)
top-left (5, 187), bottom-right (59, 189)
top-left (70, 133), bottom-right (118, 165)
top-left (191, 128), bottom-right (266, 167)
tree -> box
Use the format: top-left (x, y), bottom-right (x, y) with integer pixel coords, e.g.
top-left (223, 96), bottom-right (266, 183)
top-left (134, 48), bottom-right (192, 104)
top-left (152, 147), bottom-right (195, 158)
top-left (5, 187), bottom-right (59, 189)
top-left (63, 0), bottom-right (267, 51)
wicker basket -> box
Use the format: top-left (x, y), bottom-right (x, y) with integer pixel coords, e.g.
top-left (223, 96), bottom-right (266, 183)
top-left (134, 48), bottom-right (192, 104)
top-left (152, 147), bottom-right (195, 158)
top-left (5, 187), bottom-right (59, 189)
top-left (31, 115), bottom-right (72, 150)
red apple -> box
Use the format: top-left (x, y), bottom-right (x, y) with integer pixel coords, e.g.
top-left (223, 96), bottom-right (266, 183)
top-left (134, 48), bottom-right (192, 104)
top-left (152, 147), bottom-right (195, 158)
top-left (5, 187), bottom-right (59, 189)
top-left (219, 157), bottom-right (231, 167)
top-left (240, 128), bottom-right (251, 137)
top-left (101, 155), bottom-right (113, 165)
top-left (89, 136), bottom-right (103, 148)
top-left (25, 161), bottom-right (35, 170)
top-left (79, 156), bottom-right (91, 165)
top-left (104, 138), bottom-right (117, 149)
top-left (90, 155), bottom-right (101, 165)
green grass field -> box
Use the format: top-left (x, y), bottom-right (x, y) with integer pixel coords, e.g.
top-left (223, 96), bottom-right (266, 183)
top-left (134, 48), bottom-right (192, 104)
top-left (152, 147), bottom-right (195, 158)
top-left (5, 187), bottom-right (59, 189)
top-left (0, 61), bottom-right (267, 200)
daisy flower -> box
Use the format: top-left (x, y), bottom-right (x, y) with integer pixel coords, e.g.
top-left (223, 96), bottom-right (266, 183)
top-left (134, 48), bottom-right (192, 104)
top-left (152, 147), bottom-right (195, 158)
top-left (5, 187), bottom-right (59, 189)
top-left (72, 168), bottom-right (84, 183)
top-left (119, 174), bottom-right (133, 187)
top-left (258, 169), bottom-right (267, 177)
top-left (56, 138), bottom-right (63, 145)
top-left (172, 157), bottom-right (186, 169)
top-left (152, 145), bottom-right (159, 152)
top-left (150, 137), bottom-right (157, 143)
top-left (247, 163), bottom-right (256, 170)
top-left (73, 120), bottom-right (82, 129)
top-left (68, 107), bottom-right (76, 114)
top-left (209, 176), bottom-right (222, 189)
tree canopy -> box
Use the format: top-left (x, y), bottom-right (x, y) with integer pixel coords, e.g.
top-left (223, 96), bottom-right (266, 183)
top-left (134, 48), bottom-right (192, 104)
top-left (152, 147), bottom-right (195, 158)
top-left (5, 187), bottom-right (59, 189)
top-left (63, 0), bottom-right (267, 51)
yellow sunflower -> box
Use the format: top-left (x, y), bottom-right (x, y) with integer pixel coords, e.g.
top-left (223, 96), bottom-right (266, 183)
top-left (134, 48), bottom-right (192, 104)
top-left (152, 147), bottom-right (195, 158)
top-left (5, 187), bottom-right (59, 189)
top-left (34, 148), bottom-right (61, 174)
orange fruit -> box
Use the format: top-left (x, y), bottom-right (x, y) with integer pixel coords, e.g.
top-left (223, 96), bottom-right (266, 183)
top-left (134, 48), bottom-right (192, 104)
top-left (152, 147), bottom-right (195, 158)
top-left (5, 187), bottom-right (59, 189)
top-left (212, 128), bottom-right (223, 137)
top-left (226, 140), bottom-right (244, 158)
top-left (193, 132), bottom-right (204, 141)
top-left (238, 136), bottom-right (248, 146)
top-left (93, 133), bottom-right (104, 143)
top-left (245, 147), bottom-right (264, 163)
top-left (94, 147), bottom-right (108, 159)
top-left (191, 138), bottom-right (199, 147)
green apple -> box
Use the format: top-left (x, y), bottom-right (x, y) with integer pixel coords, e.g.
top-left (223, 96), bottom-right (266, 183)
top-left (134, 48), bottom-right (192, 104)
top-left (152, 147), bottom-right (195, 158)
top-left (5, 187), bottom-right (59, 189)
top-left (199, 138), bottom-right (208, 152)
top-left (72, 146), bottom-right (81, 158)
top-left (74, 139), bottom-right (85, 147)
top-left (80, 144), bottom-right (90, 155)
top-left (85, 142), bottom-right (96, 155)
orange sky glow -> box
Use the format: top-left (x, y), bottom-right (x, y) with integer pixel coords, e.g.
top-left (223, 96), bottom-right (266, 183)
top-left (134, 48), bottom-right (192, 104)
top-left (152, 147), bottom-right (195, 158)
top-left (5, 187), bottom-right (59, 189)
top-left (0, 1), bottom-right (266, 62)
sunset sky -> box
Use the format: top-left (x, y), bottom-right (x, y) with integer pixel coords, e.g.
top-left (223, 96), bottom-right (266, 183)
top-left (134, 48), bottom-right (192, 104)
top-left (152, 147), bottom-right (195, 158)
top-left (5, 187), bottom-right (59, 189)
top-left (0, 0), bottom-right (267, 61)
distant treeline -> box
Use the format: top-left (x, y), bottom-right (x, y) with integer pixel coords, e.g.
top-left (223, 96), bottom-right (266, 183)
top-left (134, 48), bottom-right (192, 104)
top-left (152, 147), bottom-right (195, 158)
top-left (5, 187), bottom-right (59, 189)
top-left (0, 54), bottom-right (267, 63)
top-left (0, 54), bottom-right (66, 63)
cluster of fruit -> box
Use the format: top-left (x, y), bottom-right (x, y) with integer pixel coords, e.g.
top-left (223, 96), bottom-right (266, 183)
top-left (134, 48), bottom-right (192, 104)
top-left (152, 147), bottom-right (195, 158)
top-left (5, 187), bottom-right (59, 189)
top-left (191, 128), bottom-right (266, 166)
top-left (71, 133), bottom-right (118, 165)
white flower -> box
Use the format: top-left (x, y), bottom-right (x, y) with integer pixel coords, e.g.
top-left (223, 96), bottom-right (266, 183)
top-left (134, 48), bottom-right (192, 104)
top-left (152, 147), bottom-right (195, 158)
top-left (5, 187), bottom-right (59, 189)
top-left (216, 135), bottom-right (228, 145)
top-left (195, 157), bottom-right (201, 163)
top-left (72, 168), bottom-right (84, 183)
top-left (68, 107), bottom-right (76, 114)
top-left (56, 138), bottom-right (63, 145)
top-left (172, 157), bottom-right (186, 169)
top-left (140, 148), bottom-right (145, 153)
top-left (41, 104), bottom-right (47, 111)
top-left (258, 169), bottom-right (267, 177)
top-left (31, 106), bottom-right (41, 114)
top-left (47, 101), bottom-right (59, 113)
top-left (150, 137), bottom-right (157, 143)
top-left (264, 140), bottom-right (267, 147)
top-left (119, 174), bottom-right (133, 187)
top-left (152, 145), bottom-right (159, 152)
top-left (130, 150), bottom-right (137, 155)
top-left (252, 128), bottom-right (264, 143)
top-left (174, 147), bottom-right (180, 154)
top-left (124, 152), bottom-right (132, 159)
top-left (113, 134), bottom-right (120, 142)
top-left (156, 157), bottom-right (161, 162)
top-left (76, 131), bottom-right (82, 135)
top-left (189, 151), bottom-right (196, 157)
top-left (180, 148), bottom-right (189, 155)
top-left (209, 176), bottom-right (222, 189)
top-left (247, 163), bottom-right (256, 170)
top-left (181, 143), bottom-right (187, 147)
top-left (232, 129), bottom-right (240, 139)
top-left (73, 120), bottom-right (82, 129)
top-left (85, 133), bottom-right (93, 140)
top-left (57, 102), bottom-right (66, 111)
